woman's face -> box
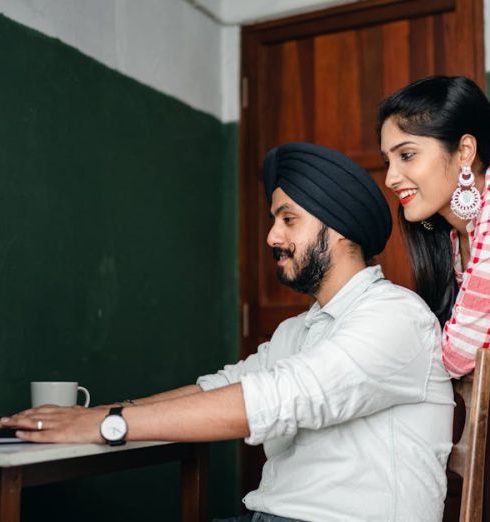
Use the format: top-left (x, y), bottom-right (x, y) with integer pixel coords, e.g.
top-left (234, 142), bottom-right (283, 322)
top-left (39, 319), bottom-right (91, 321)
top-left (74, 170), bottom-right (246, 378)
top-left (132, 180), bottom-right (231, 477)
top-left (380, 116), bottom-right (459, 222)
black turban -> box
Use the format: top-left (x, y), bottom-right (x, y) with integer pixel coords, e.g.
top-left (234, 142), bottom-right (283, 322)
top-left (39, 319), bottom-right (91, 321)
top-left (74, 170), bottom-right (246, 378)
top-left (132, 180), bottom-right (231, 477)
top-left (263, 142), bottom-right (392, 258)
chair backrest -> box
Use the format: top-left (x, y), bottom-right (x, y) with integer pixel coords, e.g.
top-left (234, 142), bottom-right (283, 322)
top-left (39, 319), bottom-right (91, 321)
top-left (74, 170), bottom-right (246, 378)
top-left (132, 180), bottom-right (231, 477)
top-left (444, 348), bottom-right (490, 522)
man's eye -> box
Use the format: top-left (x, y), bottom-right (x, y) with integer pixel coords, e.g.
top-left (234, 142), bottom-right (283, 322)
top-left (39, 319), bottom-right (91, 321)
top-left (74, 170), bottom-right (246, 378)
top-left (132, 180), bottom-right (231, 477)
top-left (401, 152), bottom-right (415, 161)
top-left (284, 217), bottom-right (294, 224)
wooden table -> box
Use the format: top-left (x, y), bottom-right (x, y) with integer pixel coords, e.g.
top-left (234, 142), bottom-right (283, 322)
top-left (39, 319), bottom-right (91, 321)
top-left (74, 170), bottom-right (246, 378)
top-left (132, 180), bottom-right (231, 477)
top-left (0, 440), bottom-right (208, 522)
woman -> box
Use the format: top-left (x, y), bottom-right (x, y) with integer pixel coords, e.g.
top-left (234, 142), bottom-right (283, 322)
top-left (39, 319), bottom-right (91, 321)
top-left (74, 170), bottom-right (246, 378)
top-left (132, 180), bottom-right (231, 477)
top-left (378, 75), bottom-right (490, 377)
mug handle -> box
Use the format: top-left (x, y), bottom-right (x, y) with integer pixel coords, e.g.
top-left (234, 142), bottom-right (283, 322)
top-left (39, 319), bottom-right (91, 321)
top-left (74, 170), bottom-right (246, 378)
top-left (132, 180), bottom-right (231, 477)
top-left (77, 386), bottom-right (91, 408)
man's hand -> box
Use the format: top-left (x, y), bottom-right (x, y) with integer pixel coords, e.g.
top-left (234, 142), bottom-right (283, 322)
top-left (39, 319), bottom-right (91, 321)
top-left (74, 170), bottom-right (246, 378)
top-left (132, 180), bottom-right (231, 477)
top-left (0, 405), bottom-right (107, 444)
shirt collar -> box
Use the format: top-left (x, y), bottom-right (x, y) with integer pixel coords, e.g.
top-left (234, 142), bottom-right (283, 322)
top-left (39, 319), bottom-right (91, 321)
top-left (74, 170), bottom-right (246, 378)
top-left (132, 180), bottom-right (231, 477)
top-left (304, 265), bottom-right (385, 327)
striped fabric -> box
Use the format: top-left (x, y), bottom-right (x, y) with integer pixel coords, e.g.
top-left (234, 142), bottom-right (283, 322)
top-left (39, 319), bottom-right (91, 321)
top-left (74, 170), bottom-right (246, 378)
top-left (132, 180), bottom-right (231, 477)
top-left (442, 174), bottom-right (490, 377)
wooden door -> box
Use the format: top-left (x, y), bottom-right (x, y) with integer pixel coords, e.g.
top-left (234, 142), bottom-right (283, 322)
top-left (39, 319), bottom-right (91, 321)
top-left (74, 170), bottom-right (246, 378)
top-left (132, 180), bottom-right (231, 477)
top-left (240, 0), bottom-right (484, 496)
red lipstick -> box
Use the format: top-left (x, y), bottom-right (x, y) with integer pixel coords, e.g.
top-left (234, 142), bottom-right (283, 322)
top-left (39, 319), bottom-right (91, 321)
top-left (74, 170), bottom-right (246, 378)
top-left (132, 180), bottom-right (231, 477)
top-left (400, 193), bottom-right (416, 206)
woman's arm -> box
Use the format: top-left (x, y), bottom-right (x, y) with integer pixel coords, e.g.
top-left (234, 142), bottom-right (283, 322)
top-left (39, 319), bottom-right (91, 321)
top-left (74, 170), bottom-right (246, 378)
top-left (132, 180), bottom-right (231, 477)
top-left (442, 227), bottom-right (490, 377)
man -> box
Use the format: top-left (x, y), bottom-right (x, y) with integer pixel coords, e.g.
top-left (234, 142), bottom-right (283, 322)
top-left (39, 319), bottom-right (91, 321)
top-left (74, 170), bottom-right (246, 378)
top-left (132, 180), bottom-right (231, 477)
top-left (1, 143), bottom-right (453, 522)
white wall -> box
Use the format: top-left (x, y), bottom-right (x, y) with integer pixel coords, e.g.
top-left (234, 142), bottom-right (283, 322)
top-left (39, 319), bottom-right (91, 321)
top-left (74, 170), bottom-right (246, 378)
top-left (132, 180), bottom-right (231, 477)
top-left (0, 0), bottom-right (238, 122)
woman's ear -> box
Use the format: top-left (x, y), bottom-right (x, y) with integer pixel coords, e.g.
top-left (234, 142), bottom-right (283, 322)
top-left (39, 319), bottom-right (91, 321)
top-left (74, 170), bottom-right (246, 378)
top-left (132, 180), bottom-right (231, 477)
top-left (458, 134), bottom-right (478, 167)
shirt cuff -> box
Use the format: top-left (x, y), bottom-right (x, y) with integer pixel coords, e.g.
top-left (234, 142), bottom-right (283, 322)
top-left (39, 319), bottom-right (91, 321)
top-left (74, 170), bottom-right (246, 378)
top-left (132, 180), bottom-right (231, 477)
top-left (196, 373), bottom-right (231, 391)
top-left (241, 372), bottom-right (284, 446)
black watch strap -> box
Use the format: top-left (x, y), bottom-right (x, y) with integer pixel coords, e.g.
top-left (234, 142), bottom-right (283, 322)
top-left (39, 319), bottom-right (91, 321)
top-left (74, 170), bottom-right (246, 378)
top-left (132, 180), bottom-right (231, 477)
top-left (109, 439), bottom-right (126, 447)
top-left (108, 406), bottom-right (124, 417)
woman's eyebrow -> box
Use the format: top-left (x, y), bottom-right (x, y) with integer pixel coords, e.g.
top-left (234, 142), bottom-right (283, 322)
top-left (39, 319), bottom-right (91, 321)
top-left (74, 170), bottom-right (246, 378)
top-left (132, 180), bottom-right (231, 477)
top-left (388, 140), bottom-right (418, 153)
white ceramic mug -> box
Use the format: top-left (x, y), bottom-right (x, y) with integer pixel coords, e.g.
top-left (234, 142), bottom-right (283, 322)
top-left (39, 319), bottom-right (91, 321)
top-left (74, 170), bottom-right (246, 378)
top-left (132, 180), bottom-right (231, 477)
top-left (31, 381), bottom-right (91, 408)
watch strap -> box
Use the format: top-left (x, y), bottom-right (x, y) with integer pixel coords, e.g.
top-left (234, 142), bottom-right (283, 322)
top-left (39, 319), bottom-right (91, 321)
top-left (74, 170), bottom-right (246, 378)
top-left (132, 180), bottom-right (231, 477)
top-left (108, 438), bottom-right (126, 447)
top-left (108, 406), bottom-right (124, 417)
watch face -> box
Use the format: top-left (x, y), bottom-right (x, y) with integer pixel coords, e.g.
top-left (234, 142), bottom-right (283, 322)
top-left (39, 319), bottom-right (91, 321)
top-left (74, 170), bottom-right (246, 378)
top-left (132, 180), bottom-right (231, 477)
top-left (101, 414), bottom-right (127, 442)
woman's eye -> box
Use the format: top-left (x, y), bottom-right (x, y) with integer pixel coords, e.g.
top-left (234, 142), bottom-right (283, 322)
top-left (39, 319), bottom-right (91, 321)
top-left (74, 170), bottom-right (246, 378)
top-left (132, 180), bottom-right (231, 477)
top-left (400, 152), bottom-right (415, 161)
top-left (284, 217), bottom-right (294, 225)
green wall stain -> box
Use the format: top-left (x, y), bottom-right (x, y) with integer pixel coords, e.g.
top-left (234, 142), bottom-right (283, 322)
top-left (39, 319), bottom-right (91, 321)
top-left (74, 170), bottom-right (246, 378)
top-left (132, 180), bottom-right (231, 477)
top-left (0, 14), bottom-right (239, 521)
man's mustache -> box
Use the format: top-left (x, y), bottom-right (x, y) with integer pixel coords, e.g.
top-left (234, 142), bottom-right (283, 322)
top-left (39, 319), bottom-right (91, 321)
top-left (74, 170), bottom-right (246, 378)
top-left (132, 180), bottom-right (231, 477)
top-left (272, 245), bottom-right (295, 261)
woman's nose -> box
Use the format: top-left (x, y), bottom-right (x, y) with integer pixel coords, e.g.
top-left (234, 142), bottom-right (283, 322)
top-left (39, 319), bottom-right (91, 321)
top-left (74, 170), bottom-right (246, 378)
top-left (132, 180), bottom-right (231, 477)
top-left (384, 164), bottom-right (401, 190)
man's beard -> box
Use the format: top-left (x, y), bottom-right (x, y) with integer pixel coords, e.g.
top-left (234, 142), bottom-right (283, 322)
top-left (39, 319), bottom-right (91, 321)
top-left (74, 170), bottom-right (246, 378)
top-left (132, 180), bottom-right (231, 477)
top-left (272, 225), bottom-right (331, 295)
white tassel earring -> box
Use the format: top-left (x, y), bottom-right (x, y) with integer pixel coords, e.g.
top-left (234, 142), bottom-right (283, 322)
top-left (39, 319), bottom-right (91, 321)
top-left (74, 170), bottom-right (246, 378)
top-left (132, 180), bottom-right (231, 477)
top-left (450, 165), bottom-right (481, 220)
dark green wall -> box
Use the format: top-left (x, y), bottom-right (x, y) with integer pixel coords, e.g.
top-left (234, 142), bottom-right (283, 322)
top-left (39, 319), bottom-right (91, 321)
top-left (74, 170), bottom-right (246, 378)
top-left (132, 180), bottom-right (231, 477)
top-left (0, 15), bottom-right (239, 521)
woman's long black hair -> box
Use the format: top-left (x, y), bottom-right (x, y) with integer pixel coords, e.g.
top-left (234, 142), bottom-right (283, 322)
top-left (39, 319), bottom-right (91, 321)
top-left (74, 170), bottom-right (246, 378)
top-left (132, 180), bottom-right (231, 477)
top-left (377, 76), bottom-right (490, 326)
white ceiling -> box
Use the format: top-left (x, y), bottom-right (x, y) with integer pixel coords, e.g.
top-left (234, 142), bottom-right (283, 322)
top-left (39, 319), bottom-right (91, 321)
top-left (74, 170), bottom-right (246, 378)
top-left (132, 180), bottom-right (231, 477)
top-left (188, 0), bottom-right (355, 25)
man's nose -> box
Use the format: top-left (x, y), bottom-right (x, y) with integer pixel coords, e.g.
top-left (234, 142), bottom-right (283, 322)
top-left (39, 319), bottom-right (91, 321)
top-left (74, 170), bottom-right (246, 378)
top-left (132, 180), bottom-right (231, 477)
top-left (267, 222), bottom-right (283, 248)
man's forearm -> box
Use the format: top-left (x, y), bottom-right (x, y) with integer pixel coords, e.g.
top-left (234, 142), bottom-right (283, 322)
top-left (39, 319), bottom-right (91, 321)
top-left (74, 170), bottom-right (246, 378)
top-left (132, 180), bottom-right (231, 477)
top-left (93, 384), bottom-right (203, 411)
top-left (124, 382), bottom-right (250, 442)
top-left (130, 384), bottom-right (203, 405)
top-left (0, 383), bottom-right (249, 444)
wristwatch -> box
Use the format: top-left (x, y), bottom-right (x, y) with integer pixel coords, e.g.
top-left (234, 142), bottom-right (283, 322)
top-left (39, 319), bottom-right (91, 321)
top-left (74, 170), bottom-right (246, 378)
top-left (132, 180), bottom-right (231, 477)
top-left (100, 406), bottom-right (128, 446)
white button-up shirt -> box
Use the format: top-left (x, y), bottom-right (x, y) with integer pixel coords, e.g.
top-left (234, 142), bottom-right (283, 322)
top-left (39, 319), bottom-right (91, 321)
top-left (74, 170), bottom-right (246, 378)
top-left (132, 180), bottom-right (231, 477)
top-left (198, 266), bottom-right (453, 522)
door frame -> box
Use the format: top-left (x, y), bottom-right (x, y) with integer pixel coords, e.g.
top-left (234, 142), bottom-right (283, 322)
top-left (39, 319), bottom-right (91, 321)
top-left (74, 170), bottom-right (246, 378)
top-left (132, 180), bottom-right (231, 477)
top-left (238, 0), bottom-right (484, 497)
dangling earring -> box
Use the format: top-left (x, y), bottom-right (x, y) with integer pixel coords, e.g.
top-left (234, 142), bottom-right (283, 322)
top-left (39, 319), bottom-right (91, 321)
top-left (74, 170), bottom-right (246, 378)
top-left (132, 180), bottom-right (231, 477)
top-left (420, 220), bottom-right (434, 231)
top-left (450, 165), bottom-right (482, 220)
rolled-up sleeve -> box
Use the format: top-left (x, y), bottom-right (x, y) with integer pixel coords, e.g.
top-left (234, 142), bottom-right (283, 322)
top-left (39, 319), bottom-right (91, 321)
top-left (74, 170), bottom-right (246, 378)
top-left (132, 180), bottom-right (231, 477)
top-left (196, 341), bottom-right (270, 391)
top-left (242, 299), bottom-right (437, 445)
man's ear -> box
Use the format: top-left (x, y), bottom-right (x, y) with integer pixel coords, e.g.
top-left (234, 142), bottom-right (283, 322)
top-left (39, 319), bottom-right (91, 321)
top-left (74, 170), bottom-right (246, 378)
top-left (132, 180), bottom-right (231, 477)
top-left (330, 230), bottom-right (355, 256)
top-left (327, 229), bottom-right (345, 243)
top-left (337, 235), bottom-right (364, 260)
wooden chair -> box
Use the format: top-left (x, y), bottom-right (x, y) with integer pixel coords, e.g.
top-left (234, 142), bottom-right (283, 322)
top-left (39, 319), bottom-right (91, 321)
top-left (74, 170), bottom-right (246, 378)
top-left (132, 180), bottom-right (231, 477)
top-left (444, 348), bottom-right (490, 522)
